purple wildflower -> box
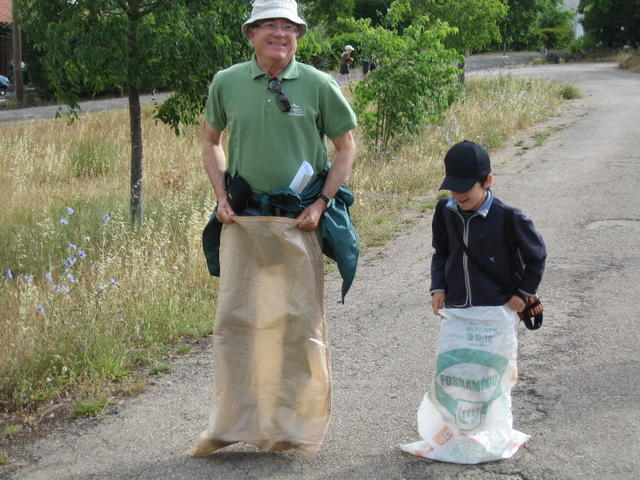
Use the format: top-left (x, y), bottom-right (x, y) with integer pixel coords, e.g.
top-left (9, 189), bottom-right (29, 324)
top-left (60, 218), bottom-right (69, 225)
top-left (36, 305), bottom-right (46, 314)
top-left (66, 207), bottom-right (75, 215)
top-left (63, 257), bottom-right (77, 269)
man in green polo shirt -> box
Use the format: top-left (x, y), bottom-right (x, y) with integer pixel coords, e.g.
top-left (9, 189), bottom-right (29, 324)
top-left (203, 3), bottom-right (357, 229)
top-left (190, 0), bottom-right (358, 457)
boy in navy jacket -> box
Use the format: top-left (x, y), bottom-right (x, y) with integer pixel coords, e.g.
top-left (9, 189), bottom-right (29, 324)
top-left (431, 141), bottom-right (546, 315)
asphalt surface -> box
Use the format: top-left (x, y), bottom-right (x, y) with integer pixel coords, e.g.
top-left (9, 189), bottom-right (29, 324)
top-left (0, 92), bottom-right (172, 123)
top-left (2, 60), bottom-right (639, 479)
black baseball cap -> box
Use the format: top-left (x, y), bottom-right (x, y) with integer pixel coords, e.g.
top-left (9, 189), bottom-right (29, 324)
top-left (439, 140), bottom-right (491, 193)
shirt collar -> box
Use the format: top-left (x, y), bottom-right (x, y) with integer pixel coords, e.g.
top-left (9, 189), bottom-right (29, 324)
top-left (446, 189), bottom-right (494, 217)
top-left (250, 54), bottom-right (300, 80)
top-left (476, 189), bottom-right (493, 217)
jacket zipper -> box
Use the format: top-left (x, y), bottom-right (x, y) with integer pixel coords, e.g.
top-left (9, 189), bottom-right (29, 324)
top-left (454, 210), bottom-right (480, 307)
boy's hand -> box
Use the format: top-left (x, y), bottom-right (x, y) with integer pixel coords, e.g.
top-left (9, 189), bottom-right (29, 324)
top-left (432, 292), bottom-right (445, 316)
top-left (507, 294), bottom-right (526, 313)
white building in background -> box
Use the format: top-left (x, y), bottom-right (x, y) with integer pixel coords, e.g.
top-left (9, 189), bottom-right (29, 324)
top-left (563, 0), bottom-right (584, 37)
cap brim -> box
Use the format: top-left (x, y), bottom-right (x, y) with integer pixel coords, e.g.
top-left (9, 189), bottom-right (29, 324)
top-left (439, 176), bottom-right (477, 193)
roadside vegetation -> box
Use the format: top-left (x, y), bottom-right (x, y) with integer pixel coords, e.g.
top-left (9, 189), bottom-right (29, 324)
top-left (0, 75), bottom-right (573, 427)
top-left (618, 48), bottom-right (640, 73)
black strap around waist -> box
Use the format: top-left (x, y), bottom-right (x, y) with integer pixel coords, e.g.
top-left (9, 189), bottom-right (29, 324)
top-left (246, 199), bottom-right (297, 218)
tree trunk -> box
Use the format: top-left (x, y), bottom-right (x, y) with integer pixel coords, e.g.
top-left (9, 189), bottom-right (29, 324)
top-left (458, 57), bottom-right (466, 85)
top-left (128, 19), bottom-right (143, 224)
top-left (12, 23), bottom-right (23, 105)
top-left (129, 85), bottom-right (143, 224)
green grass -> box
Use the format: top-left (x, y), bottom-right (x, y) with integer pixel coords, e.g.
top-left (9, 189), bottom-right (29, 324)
top-left (72, 397), bottom-right (112, 417)
top-left (0, 75), bottom-right (573, 417)
top-left (560, 84), bottom-right (582, 100)
top-left (69, 138), bottom-right (120, 178)
top-left (3, 424), bottom-right (22, 435)
top-left (149, 363), bottom-right (171, 375)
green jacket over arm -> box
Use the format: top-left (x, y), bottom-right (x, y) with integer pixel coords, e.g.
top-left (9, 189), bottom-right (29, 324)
top-left (202, 167), bottom-right (359, 302)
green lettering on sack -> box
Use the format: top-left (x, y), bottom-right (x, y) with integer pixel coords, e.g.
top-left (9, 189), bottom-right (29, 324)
top-left (438, 375), bottom-right (499, 392)
top-left (434, 348), bottom-right (509, 430)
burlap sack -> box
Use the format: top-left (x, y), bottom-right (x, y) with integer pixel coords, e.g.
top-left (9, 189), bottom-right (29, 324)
top-left (191, 217), bottom-right (331, 456)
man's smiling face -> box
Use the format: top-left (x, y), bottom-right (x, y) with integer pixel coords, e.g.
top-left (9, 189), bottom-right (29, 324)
top-left (248, 19), bottom-right (299, 67)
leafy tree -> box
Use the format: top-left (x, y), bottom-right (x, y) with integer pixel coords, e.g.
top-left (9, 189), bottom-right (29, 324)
top-left (539, 1), bottom-right (575, 49)
top-left (539, 1), bottom-right (574, 29)
top-left (411, 0), bottom-right (508, 54)
top-left (579, 0), bottom-right (640, 48)
top-left (354, 0), bottom-right (391, 24)
top-left (296, 22), bottom-right (337, 70)
top-left (348, 0), bottom-right (462, 151)
top-left (16, 0), bottom-right (251, 224)
top-left (498, 0), bottom-right (574, 51)
top-left (499, 0), bottom-right (543, 50)
top-left (299, 0), bottom-right (355, 28)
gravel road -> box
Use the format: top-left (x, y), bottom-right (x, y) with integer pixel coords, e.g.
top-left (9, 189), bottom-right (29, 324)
top-left (2, 60), bottom-right (639, 480)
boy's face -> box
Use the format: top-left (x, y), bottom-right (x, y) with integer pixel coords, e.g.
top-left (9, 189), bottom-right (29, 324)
top-left (451, 175), bottom-right (492, 211)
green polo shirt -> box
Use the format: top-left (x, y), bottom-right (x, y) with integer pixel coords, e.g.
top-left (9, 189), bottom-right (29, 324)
top-left (205, 56), bottom-right (357, 194)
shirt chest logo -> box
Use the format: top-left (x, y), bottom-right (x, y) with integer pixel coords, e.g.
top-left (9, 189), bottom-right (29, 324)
top-left (288, 103), bottom-right (304, 117)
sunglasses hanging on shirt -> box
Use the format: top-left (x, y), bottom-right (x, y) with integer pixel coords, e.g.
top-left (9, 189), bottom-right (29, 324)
top-left (268, 77), bottom-right (292, 113)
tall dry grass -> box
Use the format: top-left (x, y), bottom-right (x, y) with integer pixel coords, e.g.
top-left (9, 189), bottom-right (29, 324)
top-left (0, 109), bottom-right (214, 413)
top-left (0, 74), bottom-right (569, 415)
top-left (618, 48), bottom-right (640, 73)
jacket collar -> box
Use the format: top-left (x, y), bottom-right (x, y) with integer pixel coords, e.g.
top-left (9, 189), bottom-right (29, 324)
top-left (446, 189), bottom-right (494, 217)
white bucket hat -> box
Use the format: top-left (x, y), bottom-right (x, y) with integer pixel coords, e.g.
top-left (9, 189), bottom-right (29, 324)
top-left (344, 45), bottom-right (355, 51)
top-left (242, 0), bottom-right (308, 38)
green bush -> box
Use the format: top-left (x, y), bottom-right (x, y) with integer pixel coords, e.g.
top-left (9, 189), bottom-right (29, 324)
top-left (560, 84), bottom-right (581, 100)
top-left (297, 22), bottom-right (338, 70)
top-left (540, 26), bottom-right (574, 50)
top-left (348, 13), bottom-right (462, 151)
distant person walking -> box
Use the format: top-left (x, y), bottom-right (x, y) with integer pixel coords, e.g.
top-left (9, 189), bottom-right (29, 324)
top-left (337, 45), bottom-right (355, 84)
top-left (359, 53), bottom-right (376, 76)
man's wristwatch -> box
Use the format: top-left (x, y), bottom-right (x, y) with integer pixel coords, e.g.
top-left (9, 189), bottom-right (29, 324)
top-left (317, 193), bottom-right (331, 209)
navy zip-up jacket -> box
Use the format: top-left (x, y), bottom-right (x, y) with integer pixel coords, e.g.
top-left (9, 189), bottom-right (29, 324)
top-left (430, 192), bottom-right (546, 307)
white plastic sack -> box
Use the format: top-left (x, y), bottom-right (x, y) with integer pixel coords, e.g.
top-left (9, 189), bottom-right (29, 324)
top-left (401, 306), bottom-right (529, 464)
